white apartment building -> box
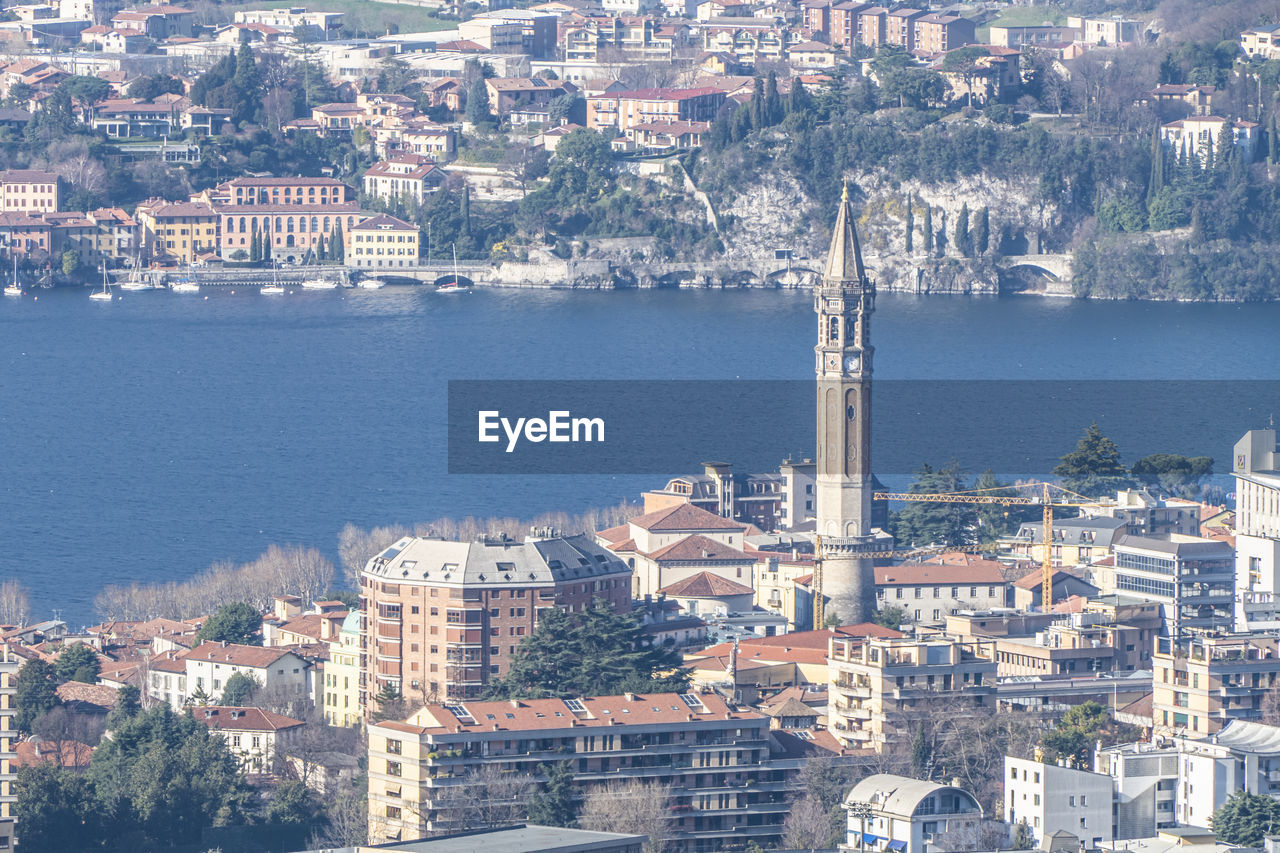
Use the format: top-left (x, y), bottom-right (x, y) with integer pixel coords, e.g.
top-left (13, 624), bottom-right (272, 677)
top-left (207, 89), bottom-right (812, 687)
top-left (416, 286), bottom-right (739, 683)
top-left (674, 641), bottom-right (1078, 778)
top-left (1096, 741), bottom-right (1179, 837)
top-left (1005, 756), bottom-right (1115, 847)
top-left (1160, 116), bottom-right (1259, 166)
top-left (845, 773), bottom-right (984, 853)
top-left (181, 642), bottom-right (311, 707)
top-left (362, 153), bottom-right (444, 205)
top-left (1235, 430), bottom-right (1280, 629)
top-left (193, 705), bottom-right (304, 773)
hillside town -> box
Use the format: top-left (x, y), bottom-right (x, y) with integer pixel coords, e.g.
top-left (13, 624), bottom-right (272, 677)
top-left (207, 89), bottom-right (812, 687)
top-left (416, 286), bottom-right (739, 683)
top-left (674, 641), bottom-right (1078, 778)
top-left (4, 0), bottom-right (1280, 851)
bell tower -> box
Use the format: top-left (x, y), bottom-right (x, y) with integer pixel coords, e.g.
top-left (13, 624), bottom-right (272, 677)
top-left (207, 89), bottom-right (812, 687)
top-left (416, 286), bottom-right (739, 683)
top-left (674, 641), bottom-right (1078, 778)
top-left (814, 182), bottom-right (884, 623)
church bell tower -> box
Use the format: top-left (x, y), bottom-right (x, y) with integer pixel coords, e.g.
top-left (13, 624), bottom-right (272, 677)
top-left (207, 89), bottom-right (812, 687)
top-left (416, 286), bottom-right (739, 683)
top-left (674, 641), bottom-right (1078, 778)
top-left (814, 182), bottom-right (884, 623)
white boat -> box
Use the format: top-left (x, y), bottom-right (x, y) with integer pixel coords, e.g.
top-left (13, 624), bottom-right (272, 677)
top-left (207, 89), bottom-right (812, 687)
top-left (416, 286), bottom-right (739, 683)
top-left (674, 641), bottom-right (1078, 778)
top-left (437, 245), bottom-right (469, 293)
top-left (262, 262), bottom-right (284, 294)
top-left (89, 265), bottom-right (112, 301)
top-left (301, 277), bottom-right (338, 290)
top-left (119, 256), bottom-right (153, 291)
top-left (171, 280), bottom-right (199, 293)
top-left (357, 278), bottom-right (385, 289)
top-left (4, 254), bottom-right (19, 295)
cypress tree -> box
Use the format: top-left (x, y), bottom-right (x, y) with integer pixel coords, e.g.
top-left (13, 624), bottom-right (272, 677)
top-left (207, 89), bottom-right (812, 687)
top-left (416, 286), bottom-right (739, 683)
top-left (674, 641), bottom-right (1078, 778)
top-left (904, 196), bottom-right (914, 254)
top-left (788, 78), bottom-right (807, 115)
top-left (331, 221), bottom-right (344, 261)
top-left (751, 76), bottom-right (764, 130)
top-left (955, 203), bottom-right (971, 257)
top-left (1147, 122), bottom-right (1164, 198)
top-left (249, 229), bottom-right (259, 262)
top-left (1214, 124), bottom-right (1234, 172)
top-left (922, 205), bottom-right (933, 254)
top-left (262, 225), bottom-right (272, 261)
top-left (1269, 115), bottom-right (1278, 165)
top-left (974, 206), bottom-right (990, 255)
top-left (764, 71), bottom-right (782, 125)
top-left (461, 187), bottom-right (471, 237)
top-left (1190, 204), bottom-right (1204, 243)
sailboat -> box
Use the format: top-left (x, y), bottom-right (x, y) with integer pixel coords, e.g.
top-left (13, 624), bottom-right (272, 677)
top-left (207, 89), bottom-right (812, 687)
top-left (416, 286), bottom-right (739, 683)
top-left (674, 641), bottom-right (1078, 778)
top-left (301, 274), bottom-right (338, 289)
top-left (120, 255), bottom-right (153, 290)
top-left (169, 258), bottom-right (198, 293)
top-left (437, 245), bottom-right (467, 293)
top-left (89, 264), bottom-right (112, 300)
top-left (261, 261), bottom-right (284, 294)
top-left (357, 277), bottom-right (384, 289)
top-left (4, 254), bottom-right (21, 296)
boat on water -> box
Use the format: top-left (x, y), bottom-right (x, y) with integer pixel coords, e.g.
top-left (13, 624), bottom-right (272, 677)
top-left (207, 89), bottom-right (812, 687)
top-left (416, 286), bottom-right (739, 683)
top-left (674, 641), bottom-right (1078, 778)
top-left (4, 255), bottom-right (20, 296)
top-left (262, 261), bottom-right (284, 294)
top-left (120, 256), bottom-right (153, 291)
top-left (437, 245), bottom-right (469, 293)
top-left (171, 280), bottom-right (199, 293)
top-left (301, 277), bottom-right (338, 290)
top-left (357, 278), bottom-right (385, 289)
top-left (89, 265), bottom-right (112, 301)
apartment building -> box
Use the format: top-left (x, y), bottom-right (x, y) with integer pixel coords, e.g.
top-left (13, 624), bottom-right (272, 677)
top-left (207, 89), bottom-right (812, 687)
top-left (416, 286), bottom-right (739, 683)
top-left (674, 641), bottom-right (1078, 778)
top-left (194, 177), bottom-right (364, 262)
top-left (0, 169), bottom-right (58, 213)
top-left (134, 198), bottom-right (219, 264)
top-left (874, 561), bottom-right (1007, 623)
top-left (1108, 534), bottom-right (1234, 638)
top-left (324, 611), bottom-right (362, 727)
top-left (360, 532), bottom-right (632, 706)
top-left (883, 7), bottom-right (924, 51)
top-left (1081, 489), bottom-right (1204, 538)
top-left (362, 154), bottom-right (444, 206)
top-left (1095, 740), bottom-right (1179, 837)
top-left (368, 691), bottom-right (812, 849)
top-left (347, 214), bottom-right (419, 269)
top-left (586, 87), bottom-right (726, 133)
top-left (1005, 757), bottom-right (1114, 848)
top-left (827, 633), bottom-right (996, 751)
top-left (845, 773), bottom-right (984, 853)
top-left (1234, 430), bottom-right (1280, 630)
top-left (1002, 516), bottom-right (1127, 569)
top-left (183, 642), bottom-right (311, 708)
top-left (987, 24), bottom-right (1078, 49)
top-left (0, 643), bottom-right (18, 826)
top-left (194, 705), bottom-right (304, 773)
top-left (912, 13), bottom-right (974, 55)
top-left (1152, 634), bottom-right (1280, 736)
top-left (234, 7), bottom-right (343, 38)
top-left (484, 77), bottom-right (576, 120)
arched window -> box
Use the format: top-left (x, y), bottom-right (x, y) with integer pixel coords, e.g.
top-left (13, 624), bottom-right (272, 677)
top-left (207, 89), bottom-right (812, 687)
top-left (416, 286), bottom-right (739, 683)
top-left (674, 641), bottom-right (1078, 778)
top-left (239, 217), bottom-right (246, 233)
top-left (286, 217), bottom-right (294, 233)
top-left (275, 217), bottom-right (283, 231)
top-left (311, 217), bottom-right (319, 233)
top-left (323, 217), bottom-right (331, 232)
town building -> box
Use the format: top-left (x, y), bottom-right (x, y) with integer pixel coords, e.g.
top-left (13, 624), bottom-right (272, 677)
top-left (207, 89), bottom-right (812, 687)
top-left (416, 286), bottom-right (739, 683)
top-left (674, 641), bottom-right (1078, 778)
top-left (484, 77), bottom-right (577, 120)
top-left (347, 214), bottom-right (419, 269)
top-left (1011, 569), bottom-right (1100, 611)
top-left (827, 633), bottom-right (996, 751)
top-left (234, 6), bottom-right (343, 39)
top-left (134, 198), bottom-right (219, 264)
top-left (0, 169), bottom-right (59, 213)
top-left (874, 560), bottom-right (1007, 623)
top-left (1105, 534), bottom-right (1234, 638)
top-left (1069, 14), bottom-right (1140, 45)
top-left (596, 503), bottom-right (753, 599)
top-left (367, 691), bottom-right (833, 848)
top-left (987, 23), bottom-right (1078, 49)
top-left (362, 153), bottom-right (444, 206)
top-left (1082, 490), bottom-right (1204, 538)
top-left (193, 705), bottom-right (304, 773)
top-left (1148, 84), bottom-right (1216, 120)
top-left (194, 176), bottom-right (365, 262)
top-left (755, 551), bottom-right (816, 629)
top-left (324, 611), bottom-right (362, 727)
top-left (360, 531), bottom-right (632, 705)
top-left (179, 642), bottom-right (312, 709)
top-left (0, 643), bottom-right (18, 827)
top-left (1234, 429), bottom-right (1280, 630)
top-left (1152, 633), bottom-right (1280, 736)
top-left (1160, 116), bottom-right (1258, 165)
top-left (1095, 740), bottom-right (1179, 837)
top-left (1002, 516), bottom-right (1128, 570)
top-left (1005, 756), bottom-right (1116, 847)
top-left (586, 86), bottom-right (726, 133)
top-left (844, 773), bottom-right (984, 853)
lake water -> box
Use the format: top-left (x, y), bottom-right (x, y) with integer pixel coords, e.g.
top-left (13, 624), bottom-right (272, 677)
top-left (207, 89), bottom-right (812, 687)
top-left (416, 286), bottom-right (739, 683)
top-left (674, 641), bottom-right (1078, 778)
top-left (1, 285), bottom-right (1277, 625)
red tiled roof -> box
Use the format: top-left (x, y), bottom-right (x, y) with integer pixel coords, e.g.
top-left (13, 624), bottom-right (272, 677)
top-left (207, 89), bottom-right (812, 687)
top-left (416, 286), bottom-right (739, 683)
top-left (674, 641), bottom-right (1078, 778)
top-left (187, 642), bottom-right (297, 668)
top-left (15, 739), bottom-right (94, 769)
top-left (659, 570), bottom-right (754, 597)
top-left (628, 503), bottom-right (747, 532)
top-left (194, 705), bottom-right (304, 732)
top-left (648, 534), bottom-right (753, 562)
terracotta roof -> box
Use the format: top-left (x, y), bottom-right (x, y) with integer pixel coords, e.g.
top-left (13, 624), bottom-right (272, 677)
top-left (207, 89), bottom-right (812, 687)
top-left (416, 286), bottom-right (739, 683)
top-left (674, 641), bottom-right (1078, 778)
top-left (596, 523), bottom-right (630, 543)
top-left (658, 571), bottom-right (754, 597)
top-left (648, 534), bottom-right (753, 563)
top-left (628, 503), bottom-right (747, 532)
top-left (388, 691), bottom-right (760, 734)
top-left (352, 213), bottom-right (416, 232)
top-left (194, 705), bottom-right (304, 732)
top-left (0, 169), bottom-right (56, 183)
top-left (769, 727), bottom-right (855, 758)
top-left (15, 739), bottom-right (94, 769)
top-left (187, 642), bottom-right (298, 668)
top-left (55, 681), bottom-right (120, 709)
top-left (607, 537), bottom-right (637, 552)
top-left (1013, 568), bottom-right (1086, 590)
top-left (223, 176), bottom-right (348, 188)
top-left (875, 562), bottom-right (1005, 586)
top-left (606, 86), bottom-right (725, 101)
top-left (1117, 692), bottom-right (1153, 720)
top-left (764, 696), bottom-right (817, 718)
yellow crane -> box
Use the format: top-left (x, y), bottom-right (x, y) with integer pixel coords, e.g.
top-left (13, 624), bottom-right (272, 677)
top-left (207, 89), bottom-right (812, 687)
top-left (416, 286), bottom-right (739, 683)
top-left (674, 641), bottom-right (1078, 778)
top-left (812, 482), bottom-right (1098, 629)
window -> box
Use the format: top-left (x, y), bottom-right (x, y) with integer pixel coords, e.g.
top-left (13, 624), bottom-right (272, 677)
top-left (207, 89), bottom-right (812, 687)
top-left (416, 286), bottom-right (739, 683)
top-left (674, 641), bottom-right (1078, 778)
top-left (386, 739), bottom-right (401, 755)
top-left (386, 805), bottom-right (401, 819)
top-left (387, 760), bottom-right (402, 776)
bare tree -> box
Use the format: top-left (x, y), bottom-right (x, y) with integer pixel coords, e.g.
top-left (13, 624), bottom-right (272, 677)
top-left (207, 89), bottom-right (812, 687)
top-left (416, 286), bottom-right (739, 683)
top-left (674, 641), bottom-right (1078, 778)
top-left (435, 764), bottom-right (536, 833)
top-left (338, 523), bottom-right (412, 586)
top-left (32, 706), bottom-right (106, 767)
top-left (39, 137), bottom-right (106, 203)
top-left (933, 820), bottom-right (1012, 852)
top-left (0, 579), bottom-right (31, 627)
top-left (308, 777), bottom-right (369, 848)
top-left (783, 793), bottom-right (838, 851)
top-left (580, 779), bottom-right (673, 853)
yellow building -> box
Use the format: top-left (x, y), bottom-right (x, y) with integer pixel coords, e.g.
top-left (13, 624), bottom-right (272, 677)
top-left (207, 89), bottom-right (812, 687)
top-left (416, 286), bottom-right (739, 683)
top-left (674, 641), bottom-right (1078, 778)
top-left (0, 642), bottom-right (20, 824)
top-left (323, 611), bottom-right (363, 727)
top-left (1152, 634), bottom-right (1280, 737)
top-left (135, 198), bottom-right (219, 264)
top-left (346, 214), bottom-right (419, 270)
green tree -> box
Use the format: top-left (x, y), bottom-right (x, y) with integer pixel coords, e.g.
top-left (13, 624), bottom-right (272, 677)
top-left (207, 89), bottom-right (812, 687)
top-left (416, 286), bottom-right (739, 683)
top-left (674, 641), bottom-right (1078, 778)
top-left (764, 71), bottom-right (783, 126)
top-left (1211, 789), bottom-right (1280, 847)
top-left (1147, 122), bottom-right (1164, 199)
top-left (527, 761), bottom-right (578, 827)
top-left (1052, 423), bottom-right (1134, 497)
top-left (14, 764), bottom-right (98, 850)
top-left (549, 129), bottom-right (615, 208)
top-left (265, 779), bottom-right (325, 831)
top-left (55, 643), bottom-right (100, 684)
top-left (1130, 453), bottom-right (1213, 497)
top-left (872, 605), bottom-right (906, 629)
top-left (196, 601), bottom-right (263, 646)
top-left (890, 460), bottom-right (972, 547)
top-left (973, 206), bottom-right (989, 254)
top-left (60, 249), bottom-right (80, 277)
top-left (904, 196), bottom-right (914, 253)
top-left (371, 683), bottom-right (407, 723)
top-left (106, 685), bottom-right (141, 731)
top-left (127, 74), bottom-right (184, 101)
top-left (59, 75), bottom-right (111, 105)
top-left (486, 599), bottom-right (689, 700)
top-left (466, 78), bottom-right (492, 125)
top-left (14, 658), bottom-right (59, 733)
top-left (219, 671), bottom-right (260, 706)
top-left (1038, 701), bottom-right (1140, 768)
top-left (973, 470), bottom-right (1024, 544)
top-left (330, 220), bottom-right (345, 262)
top-left (955, 202), bottom-right (971, 257)
top-left (922, 204), bottom-right (933, 253)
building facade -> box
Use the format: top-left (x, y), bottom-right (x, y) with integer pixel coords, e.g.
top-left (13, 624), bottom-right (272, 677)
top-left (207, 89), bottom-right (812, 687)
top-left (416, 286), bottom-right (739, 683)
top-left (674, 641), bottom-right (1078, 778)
top-left (1005, 756), bottom-right (1115, 847)
top-left (324, 611), bottom-right (363, 727)
top-left (845, 773), bottom-right (983, 853)
top-left (347, 214), bottom-right (419, 269)
top-left (1152, 634), bottom-right (1280, 736)
top-left (0, 169), bottom-right (58, 213)
top-left (1110, 534), bottom-right (1234, 638)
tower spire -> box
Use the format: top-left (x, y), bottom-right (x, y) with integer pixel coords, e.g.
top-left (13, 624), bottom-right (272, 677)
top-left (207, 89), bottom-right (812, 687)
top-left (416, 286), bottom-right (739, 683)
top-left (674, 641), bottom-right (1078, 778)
top-left (824, 180), bottom-right (866, 283)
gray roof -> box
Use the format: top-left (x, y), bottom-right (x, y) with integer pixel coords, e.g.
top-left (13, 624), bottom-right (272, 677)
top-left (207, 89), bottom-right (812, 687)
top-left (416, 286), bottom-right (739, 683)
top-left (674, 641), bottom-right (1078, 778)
top-left (1015, 516), bottom-right (1126, 546)
top-left (845, 773), bottom-right (981, 819)
top-left (1211, 720), bottom-right (1280, 755)
top-left (362, 532), bottom-right (630, 588)
top-left (292, 824), bottom-right (645, 852)
top-left (1113, 535), bottom-right (1233, 558)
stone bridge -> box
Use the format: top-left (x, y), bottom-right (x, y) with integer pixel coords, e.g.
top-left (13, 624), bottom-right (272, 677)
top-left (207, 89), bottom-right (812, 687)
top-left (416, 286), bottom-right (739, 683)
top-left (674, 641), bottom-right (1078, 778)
top-left (995, 253), bottom-right (1073, 281)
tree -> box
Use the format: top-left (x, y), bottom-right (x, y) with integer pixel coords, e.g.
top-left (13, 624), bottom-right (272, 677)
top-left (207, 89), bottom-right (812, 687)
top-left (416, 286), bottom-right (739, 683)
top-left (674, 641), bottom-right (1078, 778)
top-left (922, 204), bottom-right (933, 253)
top-left (1052, 423), bottom-right (1134, 497)
top-left (106, 684), bottom-right (141, 730)
top-left (872, 604), bottom-right (906, 629)
top-left (782, 757), bottom-right (853, 849)
top-left (485, 599), bottom-right (689, 700)
top-left (764, 71), bottom-right (783, 126)
top-left (1130, 453), bottom-right (1213, 497)
top-left (55, 643), bottom-right (100, 684)
top-left (196, 601), bottom-right (264, 646)
top-left (127, 74), bottom-right (184, 101)
top-left (527, 761), bottom-right (578, 828)
top-left (1212, 789), bottom-right (1280, 847)
top-left (0, 578), bottom-right (30, 626)
top-left (330, 220), bottom-right (344, 262)
top-left (973, 207), bottom-right (989, 255)
top-left (1147, 122), bottom-right (1165, 199)
top-left (435, 763), bottom-right (535, 832)
top-left (904, 196), bottom-right (914, 254)
top-left (1038, 701), bottom-right (1140, 768)
top-left (890, 460), bottom-right (972, 548)
top-left (59, 75), bottom-right (110, 106)
top-left (14, 764), bottom-right (98, 850)
top-left (549, 129), bottom-right (615, 207)
top-left (466, 78), bottom-right (492, 125)
top-left (580, 779), bottom-right (672, 853)
top-left (973, 470), bottom-right (1025, 544)
top-left (783, 794), bottom-right (836, 850)
top-left (15, 658), bottom-right (59, 733)
top-left (955, 202), bottom-right (971, 257)
top-left (60, 248), bottom-right (80, 277)
top-left (220, 671), bottom-right (260, 706)
top-left (265, 778), bottom-right (325, 830)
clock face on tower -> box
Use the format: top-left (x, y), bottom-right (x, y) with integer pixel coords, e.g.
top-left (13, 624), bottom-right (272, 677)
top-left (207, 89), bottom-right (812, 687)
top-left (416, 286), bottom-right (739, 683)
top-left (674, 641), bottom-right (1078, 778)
top-left (844, 354), bottom-right (860, 373)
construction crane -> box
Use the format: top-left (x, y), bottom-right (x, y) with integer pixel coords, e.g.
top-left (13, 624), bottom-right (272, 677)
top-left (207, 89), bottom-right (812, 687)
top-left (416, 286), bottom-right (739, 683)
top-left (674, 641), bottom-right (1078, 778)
top-left (812, 482), bottom-right (1097, 629)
